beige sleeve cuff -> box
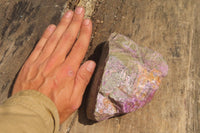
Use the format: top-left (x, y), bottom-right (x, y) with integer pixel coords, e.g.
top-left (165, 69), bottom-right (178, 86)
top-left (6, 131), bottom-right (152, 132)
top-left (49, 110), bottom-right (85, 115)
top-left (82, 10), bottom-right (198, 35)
top-left (3, 90), bottom-right (60, 133)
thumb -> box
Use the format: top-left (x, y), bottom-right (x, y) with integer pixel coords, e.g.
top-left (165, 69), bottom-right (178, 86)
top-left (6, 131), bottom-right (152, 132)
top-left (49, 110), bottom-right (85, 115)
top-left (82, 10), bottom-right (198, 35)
top-left (70, 60), bottom-right (96, 109)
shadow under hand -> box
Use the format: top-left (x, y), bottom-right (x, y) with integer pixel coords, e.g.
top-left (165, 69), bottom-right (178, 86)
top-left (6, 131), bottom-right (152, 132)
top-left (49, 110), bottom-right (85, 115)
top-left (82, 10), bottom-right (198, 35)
top-left (7, 70), bottom-right (20, 98)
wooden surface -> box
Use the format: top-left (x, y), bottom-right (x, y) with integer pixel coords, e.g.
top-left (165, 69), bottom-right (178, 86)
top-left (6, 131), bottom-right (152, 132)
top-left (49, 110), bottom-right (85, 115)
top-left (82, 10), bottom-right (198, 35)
top-left (0, 0), bottom-right (67, 102)
top-left (0, 0), bottom-right (200, 133)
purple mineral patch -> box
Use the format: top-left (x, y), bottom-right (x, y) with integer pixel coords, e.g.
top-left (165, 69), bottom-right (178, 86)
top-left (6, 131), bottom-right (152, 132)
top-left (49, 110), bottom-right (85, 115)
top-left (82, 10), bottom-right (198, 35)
top-left (86, 33), bottom-right (168, 121)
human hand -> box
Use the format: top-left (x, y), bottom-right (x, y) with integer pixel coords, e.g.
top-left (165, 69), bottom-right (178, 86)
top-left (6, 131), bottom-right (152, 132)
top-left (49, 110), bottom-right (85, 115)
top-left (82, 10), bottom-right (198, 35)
top-left (12, 7), bottom-right (96, 123)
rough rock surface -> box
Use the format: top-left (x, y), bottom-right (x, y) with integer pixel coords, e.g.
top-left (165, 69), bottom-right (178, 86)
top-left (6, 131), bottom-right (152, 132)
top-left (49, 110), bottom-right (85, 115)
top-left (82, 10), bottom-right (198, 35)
top-left (86, 33), bottom-right (168, 121)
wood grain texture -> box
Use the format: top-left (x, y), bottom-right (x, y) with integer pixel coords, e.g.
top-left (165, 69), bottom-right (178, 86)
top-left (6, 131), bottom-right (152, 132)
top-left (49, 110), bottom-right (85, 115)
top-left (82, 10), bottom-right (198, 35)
top-left (0, 0), bottom-right (66, 102)
top-left (0, 0), bottom-right (199, 133)
top-left (68, 0), bottom-right (200, 133)
top-left (0, 0), bottom-right (78, 132)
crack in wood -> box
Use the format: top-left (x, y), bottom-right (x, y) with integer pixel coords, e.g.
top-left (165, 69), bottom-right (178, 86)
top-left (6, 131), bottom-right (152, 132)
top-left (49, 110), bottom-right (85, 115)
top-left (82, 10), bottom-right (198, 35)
top-left (0, 48), bottom-right (8, 65)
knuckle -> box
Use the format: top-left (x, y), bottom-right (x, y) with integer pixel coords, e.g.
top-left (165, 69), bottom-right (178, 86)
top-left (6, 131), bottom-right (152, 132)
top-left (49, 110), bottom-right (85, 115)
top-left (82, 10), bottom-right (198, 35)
top-left (72, 15), bottom-right (83, 22)
top-left (43, 24), bottom-right (56, 39)
top-left (22, 62), bottom-right (30, 70)
top-left (63, 32), bottom-right (76, 42)
top-left (39, 63), bottom-right (47, 76)
top-left (83, 29), bottom-right (90, 35)
top-left (77, 71), bottom-right (89, 84)
top-left (71, 105), bottom-right (79, 111)
top-left (60, 15), bottom-right (72, 24)
top-left (23, 62), bottom-right (34, 72)
top-left (34, 44), bottom-right (43, 51)
top-left (46, 57), bottom-right (56, 68)
top-left (42, 32), bottom-right (49, 39)
top-left (82, 25), bottom-right (91, 34)
top-left (48, 34), bottom-right (58, 43)
top-left (70, 101), bottom-right (81, 111)
top-left (59, 20), bottom-right (68, 26)
top-left (74, 42), bottom-right (85, 51)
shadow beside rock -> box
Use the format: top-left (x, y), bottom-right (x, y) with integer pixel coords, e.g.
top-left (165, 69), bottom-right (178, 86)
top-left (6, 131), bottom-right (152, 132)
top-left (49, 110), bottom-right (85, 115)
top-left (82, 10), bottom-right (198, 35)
top-left (78, 42), bottom-right (107, 125)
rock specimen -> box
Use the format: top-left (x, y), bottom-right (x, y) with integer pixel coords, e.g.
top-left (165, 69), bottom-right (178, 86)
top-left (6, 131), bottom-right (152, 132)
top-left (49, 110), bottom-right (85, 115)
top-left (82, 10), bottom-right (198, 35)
top-left (86, 33), bottom-right (168, 121)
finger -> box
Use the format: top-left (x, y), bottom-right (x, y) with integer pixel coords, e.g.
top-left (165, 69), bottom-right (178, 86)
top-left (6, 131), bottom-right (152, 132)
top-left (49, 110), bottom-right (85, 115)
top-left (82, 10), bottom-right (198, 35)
top-left (37, 10), bottom-right (74, 63)
top-left (64, 19), bottom-right (92, 71)
top-left (70, 61), bottom-right (96, 106)
top-left (50, 7), bottom-right (85, 63)
top-left (27, 24), bottom-right (56, 63)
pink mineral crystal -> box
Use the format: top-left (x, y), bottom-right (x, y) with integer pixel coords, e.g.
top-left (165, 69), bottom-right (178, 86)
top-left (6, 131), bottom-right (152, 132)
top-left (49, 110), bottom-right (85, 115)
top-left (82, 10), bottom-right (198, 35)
top-left (86, 33), bottom-right (168, 121)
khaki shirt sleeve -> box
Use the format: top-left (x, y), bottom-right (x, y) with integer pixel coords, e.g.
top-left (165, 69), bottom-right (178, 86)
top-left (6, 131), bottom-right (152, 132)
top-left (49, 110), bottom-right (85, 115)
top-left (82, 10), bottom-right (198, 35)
top-left (0, 90), bottom-right (60, 133)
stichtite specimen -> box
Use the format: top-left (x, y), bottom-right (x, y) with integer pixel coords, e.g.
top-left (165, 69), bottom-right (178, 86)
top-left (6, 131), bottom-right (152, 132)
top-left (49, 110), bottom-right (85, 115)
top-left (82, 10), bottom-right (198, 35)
top-left (86, 33), bottom-right (168, 121)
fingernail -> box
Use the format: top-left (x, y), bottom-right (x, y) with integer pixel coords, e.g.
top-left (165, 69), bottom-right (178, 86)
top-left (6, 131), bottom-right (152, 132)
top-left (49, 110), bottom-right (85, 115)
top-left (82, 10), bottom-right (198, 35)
top-left (75, 7), bottom-right (83, 14)
top-left (48, 25), bottom-right (56, 31)
top-left (87, 61), bottom-right (96, 72)
top-left (83, 19), bottom-right (90, 25)
top-left (64, 10), bottom-right (73, 18)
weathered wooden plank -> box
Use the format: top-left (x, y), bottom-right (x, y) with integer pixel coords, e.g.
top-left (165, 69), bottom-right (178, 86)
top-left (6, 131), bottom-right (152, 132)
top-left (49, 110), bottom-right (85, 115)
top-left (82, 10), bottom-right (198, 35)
top-left (68, 0), bottom-right (200, 133)
top-left (0, 0), bottom-right (199, 133)
top-left (0, 0), bottom-right (79, 132)
top-left (0, 0), bottom-right (66, 102)
top-left (0, 0), bottom-right (97, 133)
top-left (186, 2), bottom-right (200, 132)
